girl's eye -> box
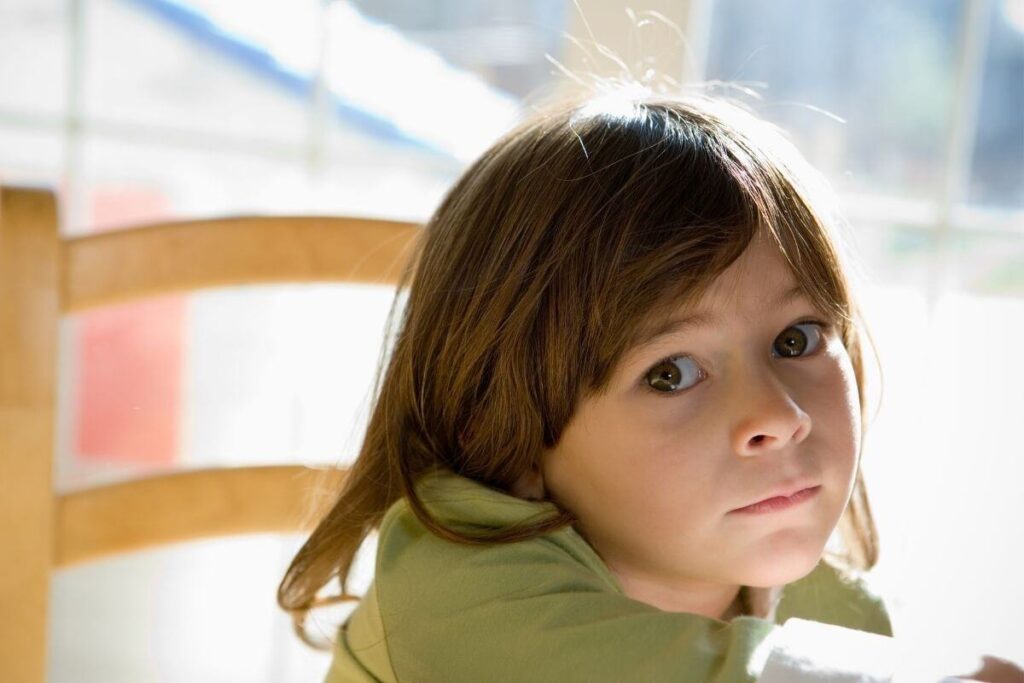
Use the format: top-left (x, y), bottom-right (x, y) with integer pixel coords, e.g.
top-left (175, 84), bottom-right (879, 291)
top-left (771, 320), bottom-right (829, 359)
top-left (643, 356), bottom-right (708, 393)
top-left (641, 320), bottom-right (832, 397)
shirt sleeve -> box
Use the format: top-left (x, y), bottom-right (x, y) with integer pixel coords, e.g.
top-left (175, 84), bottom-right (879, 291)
top-left (375, 496), bottom-right (926, 683)
top-left (376, 516), bottom-right (808, 682)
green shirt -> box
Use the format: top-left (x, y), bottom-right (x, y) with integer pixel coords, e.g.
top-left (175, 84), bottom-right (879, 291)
top-left (324, 467), bottom-right (894, 682)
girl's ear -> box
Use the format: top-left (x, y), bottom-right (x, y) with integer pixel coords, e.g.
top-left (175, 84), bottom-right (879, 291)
top-left (511, 465), bottom-right (546, 501)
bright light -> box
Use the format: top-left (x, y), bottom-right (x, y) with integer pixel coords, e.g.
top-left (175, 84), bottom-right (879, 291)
top-left (573, 81), bottom-right (653, 122)
top-left (175, 0), bottom-right (522, 162)
top-left (1004, 0), bottom-right (1024, 34)
top-left (323, 1), bottom-right (521, 162)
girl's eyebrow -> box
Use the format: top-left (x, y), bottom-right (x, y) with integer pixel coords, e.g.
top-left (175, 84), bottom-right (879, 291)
top-left (631, 284), bottom-right (807, 354)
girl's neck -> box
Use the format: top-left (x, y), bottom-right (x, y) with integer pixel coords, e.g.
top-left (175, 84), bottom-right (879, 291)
top-left (610, 563), bottom-right (745, 620)
top-left (719, 587), bottom-right (747, 621)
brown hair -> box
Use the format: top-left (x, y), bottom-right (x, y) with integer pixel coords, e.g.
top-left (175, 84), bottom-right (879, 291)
top-left (277, 86), bottom-right (883, 649)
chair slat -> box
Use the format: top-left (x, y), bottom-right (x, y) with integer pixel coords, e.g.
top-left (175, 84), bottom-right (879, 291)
top-left (62, 216), bottom-right (421, 312)
top-left (55, 465), bottom-right (349, 568)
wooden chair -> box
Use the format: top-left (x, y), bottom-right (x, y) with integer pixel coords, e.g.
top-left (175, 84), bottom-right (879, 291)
top-left (0, 186), bottom-right (421, 683)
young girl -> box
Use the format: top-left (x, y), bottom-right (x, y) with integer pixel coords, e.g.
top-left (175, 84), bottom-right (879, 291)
top-left (277, 87), bottom-right (1019, 682)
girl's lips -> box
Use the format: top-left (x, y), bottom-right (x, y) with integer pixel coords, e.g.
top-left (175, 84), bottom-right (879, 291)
top-left (729, 485), bottom-right (821, 514)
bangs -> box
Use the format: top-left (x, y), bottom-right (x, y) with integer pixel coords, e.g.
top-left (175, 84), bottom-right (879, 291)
top-left (552, 94), bottom-right (852, 391)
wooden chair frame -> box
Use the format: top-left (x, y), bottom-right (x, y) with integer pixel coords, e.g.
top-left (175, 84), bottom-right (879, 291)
top-left (0, 186), bottom-right (420, 682)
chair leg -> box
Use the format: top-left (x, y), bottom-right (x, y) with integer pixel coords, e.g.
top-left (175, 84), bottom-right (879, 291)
top-left (0, 187), bottom-right (61, 683)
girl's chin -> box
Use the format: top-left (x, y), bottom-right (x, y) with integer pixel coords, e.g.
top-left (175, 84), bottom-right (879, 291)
top-left (736, 545), bottom-right (825, 588)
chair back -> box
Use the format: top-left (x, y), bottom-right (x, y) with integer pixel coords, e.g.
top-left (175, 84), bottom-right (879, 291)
top-left (0, 186), bottom-right (421, 682)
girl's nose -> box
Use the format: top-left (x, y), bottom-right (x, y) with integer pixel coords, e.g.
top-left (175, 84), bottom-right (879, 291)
top-left (727, 366), bottom-right (812, 457)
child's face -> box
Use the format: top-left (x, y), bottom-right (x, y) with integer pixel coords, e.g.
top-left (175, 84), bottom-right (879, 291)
top-left (532, 231), bottom-right (861, 608)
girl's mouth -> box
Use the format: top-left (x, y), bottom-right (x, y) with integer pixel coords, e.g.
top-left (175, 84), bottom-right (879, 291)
top-left (729, 485), bottom-right (821, 515)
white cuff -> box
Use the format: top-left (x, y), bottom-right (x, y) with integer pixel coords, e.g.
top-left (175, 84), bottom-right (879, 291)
top-left (755, 618), bottom-right (984, 683)
top-left (756, 618), bottom-right (898, 683)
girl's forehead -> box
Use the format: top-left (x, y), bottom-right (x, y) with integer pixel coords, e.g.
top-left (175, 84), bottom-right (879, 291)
top-left (629, 280), bottom-right (807, 357)
top-left (621, 238), bottom-right (802, 341)
top-left (689, 238), bottom-right (798, 306)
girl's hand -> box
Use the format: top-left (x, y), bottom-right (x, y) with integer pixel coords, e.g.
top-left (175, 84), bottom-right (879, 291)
top-left (949, 654), bottom-right (1024, 683)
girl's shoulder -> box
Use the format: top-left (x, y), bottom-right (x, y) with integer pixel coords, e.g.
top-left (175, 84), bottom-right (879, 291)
top-left (775, 554), bottom-right (894, 637)
top-left (377, 466), bottom-right (621, 591)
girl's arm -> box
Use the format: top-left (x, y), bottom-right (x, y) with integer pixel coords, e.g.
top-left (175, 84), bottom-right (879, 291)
top-left (380, 533), bottom-right (777, 681)
top-left (373, 516), bottom-right (900, 682)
